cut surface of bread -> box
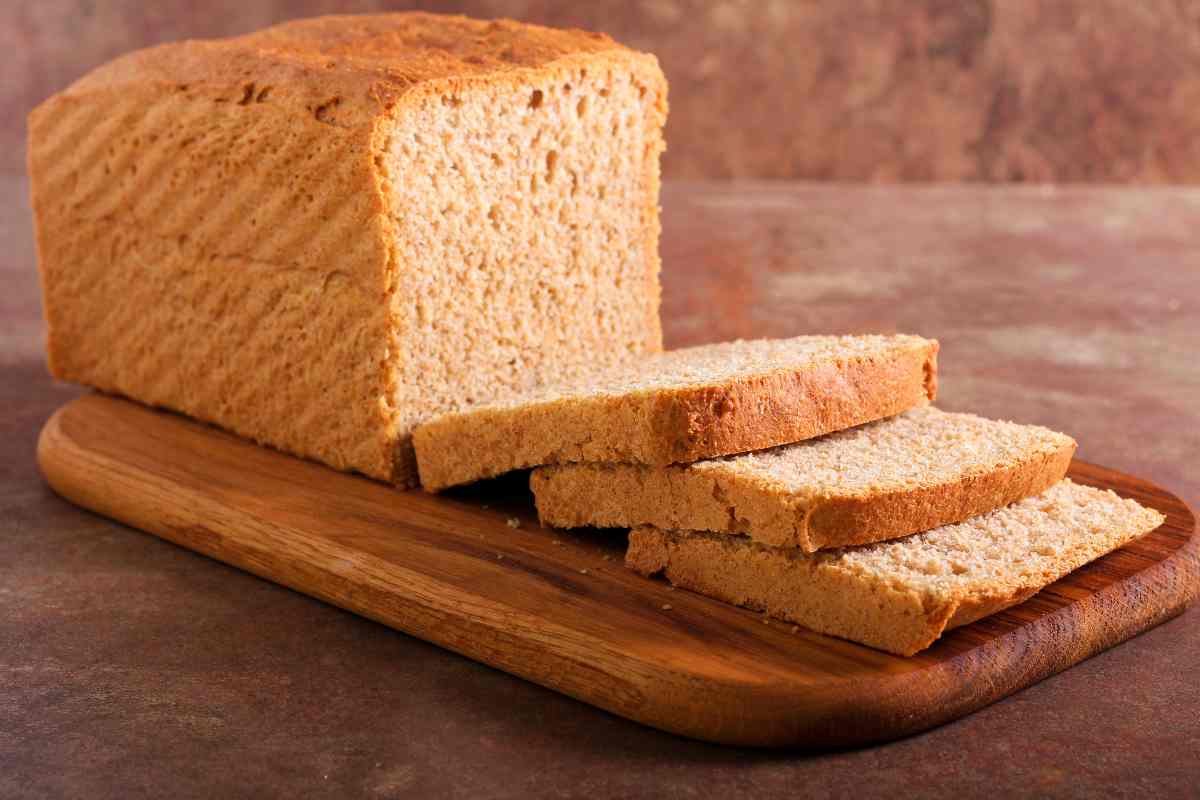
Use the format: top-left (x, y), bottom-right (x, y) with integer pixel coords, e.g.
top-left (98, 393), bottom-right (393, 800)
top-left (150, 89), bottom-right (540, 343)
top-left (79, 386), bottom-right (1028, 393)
top-left (28, 13), bottom-right (667, 486)
top-left (414, 334), bottom-right (939, 489)
top-left (534, 407), bottom-right (1076, 551)
top-left (627, 480), bottom-right (1164, 656)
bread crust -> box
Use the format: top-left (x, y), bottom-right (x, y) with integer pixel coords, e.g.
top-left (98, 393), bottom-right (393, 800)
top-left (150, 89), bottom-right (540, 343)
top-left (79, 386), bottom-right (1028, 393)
top-left (804, 442), bottom-right (1075, 549)
top-left (29, 80), bottom-right (398, 479)
top-left (28, 13), bottom-right (666, 484)
top-left (655, 340), bottom-right (938, 464)
top-left (416, 337), bottom-right (938, 490)
top-left (51, 14), bottom-right (640, 129)
top-left (534, 433), bottom-right (1076, 551)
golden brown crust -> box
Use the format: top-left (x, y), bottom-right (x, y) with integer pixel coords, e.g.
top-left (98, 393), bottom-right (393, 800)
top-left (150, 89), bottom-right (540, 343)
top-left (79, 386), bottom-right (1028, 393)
top-left (60, 14), bottom-right (634, 131)
top-left (28, 78), bottom-right (398, 479)
top-left (417, 337), bottom-right (938, 490)
top-left (655, 341), bottom-right (938, 464)
top-left (803, 439), bottom-right (1076, 550)
top-left (29, 13), bottom-right (665, 485)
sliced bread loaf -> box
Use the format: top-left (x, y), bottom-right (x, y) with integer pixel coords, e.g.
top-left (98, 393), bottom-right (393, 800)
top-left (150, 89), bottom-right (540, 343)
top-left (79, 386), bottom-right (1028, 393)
top-left (627, 480), bottom-right (1164, 656)
top-left (413, 334), bottom-right (938, 489)
top-left (28, 13), bottom-right (668, 486)
top-left (533, 407), bottom-right (1075, 551)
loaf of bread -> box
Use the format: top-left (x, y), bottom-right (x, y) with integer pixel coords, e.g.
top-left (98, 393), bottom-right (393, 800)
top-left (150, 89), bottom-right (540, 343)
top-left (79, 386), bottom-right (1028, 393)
top-left (28, 13), bottom-right (668, 486)
top-left (627, 480), bottom-right (1164, 655)
top-left (533, 407), bottom-right (1076, 551)
top-left (414, 334), bottom-right (939, 490)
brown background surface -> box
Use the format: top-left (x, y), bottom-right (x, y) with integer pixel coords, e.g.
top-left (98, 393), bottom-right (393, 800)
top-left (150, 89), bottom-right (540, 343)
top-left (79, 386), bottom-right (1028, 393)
top-left (3, 175), bottom-right (1199, 796)
top-left (9, 0), bottom-right (1200, 181)
top-left (6, 1), bottom-right (1200, 796)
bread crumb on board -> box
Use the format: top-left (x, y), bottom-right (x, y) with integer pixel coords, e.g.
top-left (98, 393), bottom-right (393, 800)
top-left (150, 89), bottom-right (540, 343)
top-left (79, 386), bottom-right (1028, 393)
top-left (506, 517), bottom-right (520, 528)
top-left (661, 603), bottom-right (672, 611)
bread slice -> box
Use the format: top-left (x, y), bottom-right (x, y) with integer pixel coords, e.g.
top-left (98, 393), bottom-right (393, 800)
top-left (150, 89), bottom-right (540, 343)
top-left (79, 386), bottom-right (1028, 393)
top-left (27, 13), bottom-right (667, 486)
top-left (533, 407), bottom-right (1076, 551)
top-left (414, 334), bottom-right (939, 490)
top-left (627, 480), bottom-right (1164, 656)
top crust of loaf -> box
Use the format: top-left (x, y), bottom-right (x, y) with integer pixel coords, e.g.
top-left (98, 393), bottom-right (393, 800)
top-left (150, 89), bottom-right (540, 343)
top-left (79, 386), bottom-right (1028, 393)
top-left (58, 13), bottom-right (654, 132)
top-left (414, 334), bottom-right (938, 489)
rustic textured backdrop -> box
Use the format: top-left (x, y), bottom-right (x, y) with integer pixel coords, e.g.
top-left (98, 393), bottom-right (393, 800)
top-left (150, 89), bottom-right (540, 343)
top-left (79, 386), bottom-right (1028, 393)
top-left (9, 0), bottom-right (1200, 181)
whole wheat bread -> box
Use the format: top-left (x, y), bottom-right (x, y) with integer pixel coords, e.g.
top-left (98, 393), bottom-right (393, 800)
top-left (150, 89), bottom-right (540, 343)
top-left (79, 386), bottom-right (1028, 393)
top-left (28, 13), bottom-right (668, 486)
top-left (627, 480), bottom-right (1164, 655)
top-left (414, 334), bottom-right (939, 490)
top-left (533, 406), bottom-right (1075, 551)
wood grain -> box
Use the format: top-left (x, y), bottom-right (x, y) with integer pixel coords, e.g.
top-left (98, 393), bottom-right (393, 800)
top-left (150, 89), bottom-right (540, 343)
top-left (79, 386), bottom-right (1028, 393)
top-left (37, 394), bottom-right (1199, 748)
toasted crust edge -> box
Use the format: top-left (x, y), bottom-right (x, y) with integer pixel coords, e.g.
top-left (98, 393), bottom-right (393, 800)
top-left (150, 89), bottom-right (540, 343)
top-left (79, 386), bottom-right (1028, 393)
top-left (803, 437), bottom-right (1077, 550)
top-left (652, 339), bottom-right (939, 464)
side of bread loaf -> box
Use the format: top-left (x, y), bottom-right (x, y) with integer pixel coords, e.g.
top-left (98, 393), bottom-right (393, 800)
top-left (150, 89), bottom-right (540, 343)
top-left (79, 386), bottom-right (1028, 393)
top-left (28, 13), bottom-right (667, 486)
top-left (414, 334), bottom-right (938, 490)
top-left (28, 25), bottom-right (400, 480)
top-left (627, 480), bottom-right (1164, 655)
top-left (533, 407), bottom-right (1076, 551)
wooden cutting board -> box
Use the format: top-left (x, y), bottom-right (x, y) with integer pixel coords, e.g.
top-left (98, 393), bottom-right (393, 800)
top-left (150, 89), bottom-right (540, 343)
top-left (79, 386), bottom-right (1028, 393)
top-left (38, 394), bottom-right (1199, 748)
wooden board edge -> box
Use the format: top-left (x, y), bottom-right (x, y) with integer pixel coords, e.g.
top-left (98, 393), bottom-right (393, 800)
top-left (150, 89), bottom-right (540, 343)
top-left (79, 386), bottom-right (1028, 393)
top-left (796, 525), bottom-right (1199, 748)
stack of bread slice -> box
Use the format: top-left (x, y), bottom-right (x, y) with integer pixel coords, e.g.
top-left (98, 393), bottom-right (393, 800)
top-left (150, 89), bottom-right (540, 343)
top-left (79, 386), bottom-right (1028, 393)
top-left (414, 333), bottom-right (1163, 655)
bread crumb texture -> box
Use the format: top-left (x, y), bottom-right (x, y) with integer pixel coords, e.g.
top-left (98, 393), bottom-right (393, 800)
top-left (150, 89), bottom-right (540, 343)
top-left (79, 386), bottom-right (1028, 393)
top-left (28, 13), bottom-right (667, 486)
top-left (453, 334), bottom-right (932, 406)
top-left (627, 480), bottom-right (1164, 655)
top-left (533, 406), bottom-right (1076, 550)
top-left (415, 334), bottom-right (938, 489)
